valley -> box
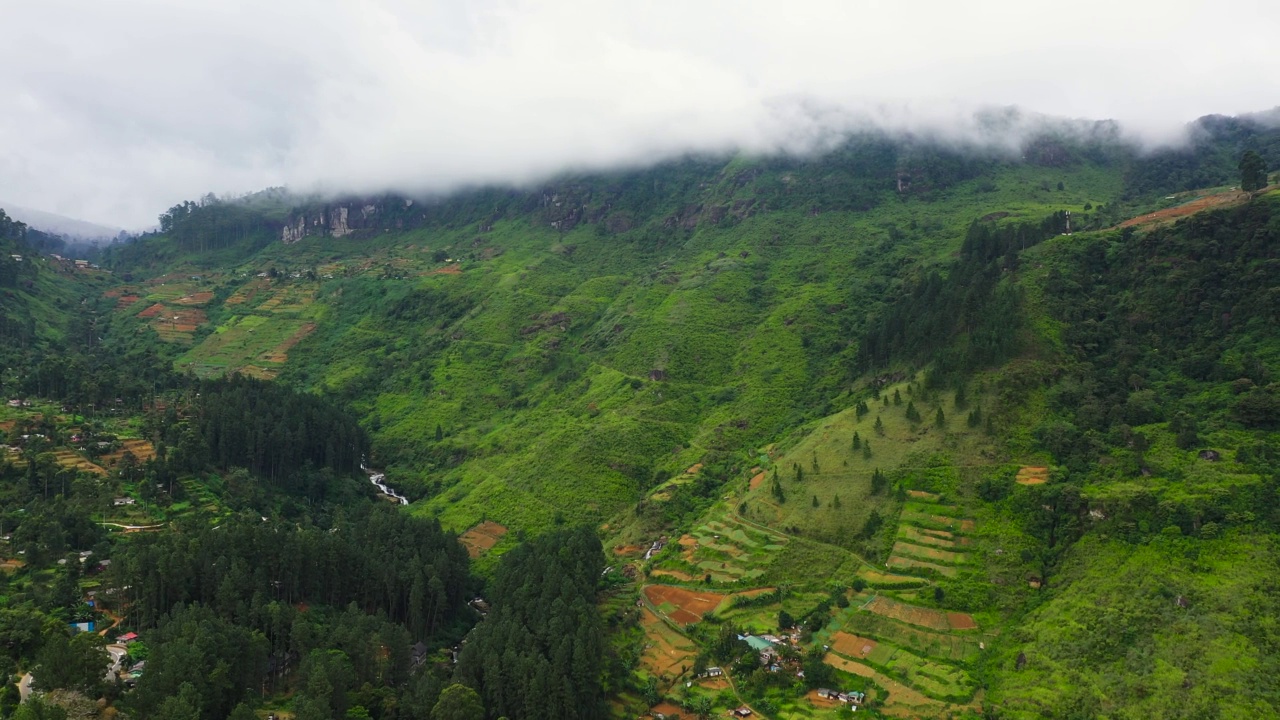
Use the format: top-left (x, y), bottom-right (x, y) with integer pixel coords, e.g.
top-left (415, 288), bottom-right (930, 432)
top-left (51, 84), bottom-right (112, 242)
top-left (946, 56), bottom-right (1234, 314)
top-left (2, 115), bottom-right (1279, 720)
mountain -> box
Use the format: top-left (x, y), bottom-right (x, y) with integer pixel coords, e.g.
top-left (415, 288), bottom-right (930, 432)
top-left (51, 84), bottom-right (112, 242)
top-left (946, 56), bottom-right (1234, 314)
top-left (3, 110), bottom-right (1279, 720)
top-left (0, 202), bottom-right (125, 241)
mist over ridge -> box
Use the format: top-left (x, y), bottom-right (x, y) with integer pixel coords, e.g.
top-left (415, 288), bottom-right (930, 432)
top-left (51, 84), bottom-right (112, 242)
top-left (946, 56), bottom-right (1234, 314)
top-left (3, 0), bottom-right (1279, 228)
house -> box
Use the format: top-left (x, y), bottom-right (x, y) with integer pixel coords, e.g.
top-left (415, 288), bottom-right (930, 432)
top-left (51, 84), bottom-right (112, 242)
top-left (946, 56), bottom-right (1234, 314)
top-left (117, 632), bottom-right (138, 644)
top-left (733, 708), bottom-right (753, 717)
top-left (69, 621), bottom-right (95, 633)
top-left (410, 641), bottom-right (429, 667)
top-left (701, 666), bottom-right (723, 678)
top-left (817, 688), bottom-right (834, 699)
top-left (113, 497), bottom-right (136, 506)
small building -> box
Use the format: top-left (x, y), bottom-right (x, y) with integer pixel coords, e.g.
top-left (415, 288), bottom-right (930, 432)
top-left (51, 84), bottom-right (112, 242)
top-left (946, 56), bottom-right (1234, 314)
top-left (410, 641), bottom-right (429, 667)
top-left (733, 708), bottom-right (753, 717)
top-left (113, 497), bottom-right (136, 506)
top-left (70, 621), bottom-right (95, 633)
top-left (117, 632), bottom-right (138, 644)
top-left (702, 666), bottom-right (723, 677)
top-left (817, 688), bottom-right (833, 699)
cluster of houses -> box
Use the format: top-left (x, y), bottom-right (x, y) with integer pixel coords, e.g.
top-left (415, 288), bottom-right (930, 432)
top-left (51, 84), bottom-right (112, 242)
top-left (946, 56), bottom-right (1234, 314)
top-left (6, 398), bottom-right (31, 408)
top-left (816, 688), bottom-right (866, 706)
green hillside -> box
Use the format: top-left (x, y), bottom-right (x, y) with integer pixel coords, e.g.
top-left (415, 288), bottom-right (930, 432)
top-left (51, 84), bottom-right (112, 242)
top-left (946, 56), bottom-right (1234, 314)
top-left (7, 111), bottom-right (1278, 719)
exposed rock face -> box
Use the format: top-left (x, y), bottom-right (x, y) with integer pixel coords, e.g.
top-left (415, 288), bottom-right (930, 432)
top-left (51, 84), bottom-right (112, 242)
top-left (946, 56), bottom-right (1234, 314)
top-left (282, 217), bottom-right (307, 244)
top-left (330, 206), bottom-right (352, 237)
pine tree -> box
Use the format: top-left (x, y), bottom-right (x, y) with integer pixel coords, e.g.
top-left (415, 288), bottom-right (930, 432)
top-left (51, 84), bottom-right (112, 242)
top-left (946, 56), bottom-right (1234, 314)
top-left (893, 388), bottom-right (902, 406)
top-left (812, 495), bottom-right (819, 508)
top-left (871, 468), bottom-right (886, 495)
top-left (435, 424), bottom-right (443, 442)
top-left (967, 407), bottom-right (982, 428)
top-left (811, 453), bottom-right (820, 474)
top-left (851, 431), bottom-right (861, 451)
top-left (863, 441), bottom-right (872, 460)
top-left (905, 401), bottom-right (921, 423)
top-left (954, 384), bottom-right (967, 409)
top-left (874, 416), bottom-right (885, 435)
top-left (771, 474), bottom-right (787, 504)
top-left (1240, 150), bottom-right (1268, 192)
top-left (833, 494), bottom-right (842, 509)
top-left (935, 407), bottom-right (946, 428)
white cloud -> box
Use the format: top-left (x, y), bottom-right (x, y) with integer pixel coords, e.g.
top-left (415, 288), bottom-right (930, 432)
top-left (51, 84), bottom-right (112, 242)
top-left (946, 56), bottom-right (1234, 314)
top-left (2, 0), bottom-right (1277, 228)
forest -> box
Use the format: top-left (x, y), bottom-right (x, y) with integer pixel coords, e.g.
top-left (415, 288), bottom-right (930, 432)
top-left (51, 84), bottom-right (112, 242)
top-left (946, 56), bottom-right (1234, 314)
top-left (2, 110), bottom-right (1279, 720)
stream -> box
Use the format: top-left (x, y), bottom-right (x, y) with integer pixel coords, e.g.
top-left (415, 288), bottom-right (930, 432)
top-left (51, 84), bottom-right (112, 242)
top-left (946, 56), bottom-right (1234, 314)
top-left (362, 462), bottom-right (409, 505)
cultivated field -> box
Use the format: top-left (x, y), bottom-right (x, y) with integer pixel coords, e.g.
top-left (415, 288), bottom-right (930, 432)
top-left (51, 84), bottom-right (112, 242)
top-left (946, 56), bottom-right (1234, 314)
top-left (642, 584), bottom-right (725, 625)
top-left (458, 520), bottom-right (508, 558)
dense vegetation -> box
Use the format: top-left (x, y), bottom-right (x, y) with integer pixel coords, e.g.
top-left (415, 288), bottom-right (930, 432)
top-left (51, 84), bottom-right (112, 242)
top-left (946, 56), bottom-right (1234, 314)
top-left (454, 526), bottom-right (607, 720)
top-left (3, 109), bottom-right (1279, 719)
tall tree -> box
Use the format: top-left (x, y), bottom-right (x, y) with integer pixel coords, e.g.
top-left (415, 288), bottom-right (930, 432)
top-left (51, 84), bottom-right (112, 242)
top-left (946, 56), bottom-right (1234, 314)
top-left (1239, 150), bottom-right (1268, 192)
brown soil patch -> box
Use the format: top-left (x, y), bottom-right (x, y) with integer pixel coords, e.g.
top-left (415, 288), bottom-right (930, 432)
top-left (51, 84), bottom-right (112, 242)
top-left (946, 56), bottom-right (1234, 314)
top-left (52, 450), bottom-right (107, 476)
top-left (1016, 466), bottom-right (1049, 485)
top-left (1118, 190), bottom-right (1247, 230)
top-left (806, 689), bottom-right (843, 708)
top-left (613, 544), bottom-right (645, 557)
top-left (899, 526), bottom-right (957, 548)
top-left (136, 303), bottom-right (166, 319)
top-left (1, 559), bottom-right (25, 573)
top-left (643, 585), bottom-right (725, 625)
top-left (865, 596), bottom-right (963, 631)
top-left (947, 612), bottom-right (978, 630)
top-left (458, 520), bottom-right (508, 558)
top-left (174, 291), bottom-right (215, 306)
top-left (115, 295), bottom-right (141, 309)
top-left (696, 675), bottom-right (730, 691)
top-left (685, 463), bottom-right (702, 475)
top-left (649, 701), bottom-right (685, 718)
top-left (259, 322), bottom-right (317, 364)
top-left (891, 541), bottom-right (966, 564)
top-left (427, 264), bottom-right (463, 275)
top-left (907, 489), bottom-right (940, 500)
top-left (677, 534), bottom-right (698, 562)
top-left (831, 631), bottom-right (878, 658)
top-left (749, 471), bottom-right (766, 491)
top-left (639, 607), bottom-right (696, 678)
top-left (100, 439), bottom-right (156, 466)
top-left (824, 654), bottom-right (939, 712)
top-left (960, 520), bottom-right (976, 532)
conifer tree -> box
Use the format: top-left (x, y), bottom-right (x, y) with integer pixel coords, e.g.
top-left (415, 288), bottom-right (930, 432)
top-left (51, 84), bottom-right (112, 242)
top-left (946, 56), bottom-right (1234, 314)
top-left (874, 416), bottom-right (885, 435)
top-left (851, 431), bottom-right (861, 451)
top-left (935, 407), bottom-right (946, 428)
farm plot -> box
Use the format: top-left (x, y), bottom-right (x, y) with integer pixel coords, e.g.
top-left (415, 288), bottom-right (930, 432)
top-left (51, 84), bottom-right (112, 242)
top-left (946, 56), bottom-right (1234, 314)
top-left (823, 654), bottom-right (941, 715)
top-left (1016, 466), bottom-right (1049, 485)
top-left (889, 541), bottom-right (967, 565)
top-left (177, 315), bottom-right (313, 378)
top-left (897, 525), bottom-right (959, 549)
top-left (886, 556), bottom-right (959, 577)
top-left (99, 439), bottom-right (156, 466)
top-left (831, 631), bottom-right (879, 659)
top-left (459, 520), bottom-right (508, 558)
top-left (858, 569), bottom-right (928, 589)
top-left (863, 596), bottom-right (977, 632)
top-left (841, 611), bottom-right (983, 662)
top-left (651, 513), bottom-right (785, 583)
top-left (52, 450), bottom-right (106, 476)
top-left (642, 585), bottom-right (725, 625)
top-left (639, 607), bottom-right (697, 679)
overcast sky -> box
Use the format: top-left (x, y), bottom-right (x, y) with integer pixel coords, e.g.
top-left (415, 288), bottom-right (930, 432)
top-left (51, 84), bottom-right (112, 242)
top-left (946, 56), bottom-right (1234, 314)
top-left (2, 0), bottom-right (1277, 229)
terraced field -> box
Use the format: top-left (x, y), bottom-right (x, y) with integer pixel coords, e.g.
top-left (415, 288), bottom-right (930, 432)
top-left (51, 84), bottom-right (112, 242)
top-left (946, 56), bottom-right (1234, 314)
top-left (819, 492), bottom-right (986, 716)
top-left (649, 511), bottom-right (788, 584)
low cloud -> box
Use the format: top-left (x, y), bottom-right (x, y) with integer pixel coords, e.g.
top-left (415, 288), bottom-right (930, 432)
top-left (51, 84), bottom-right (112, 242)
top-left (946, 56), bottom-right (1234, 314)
top-left (2, 0), bottom-right (1277, 229)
